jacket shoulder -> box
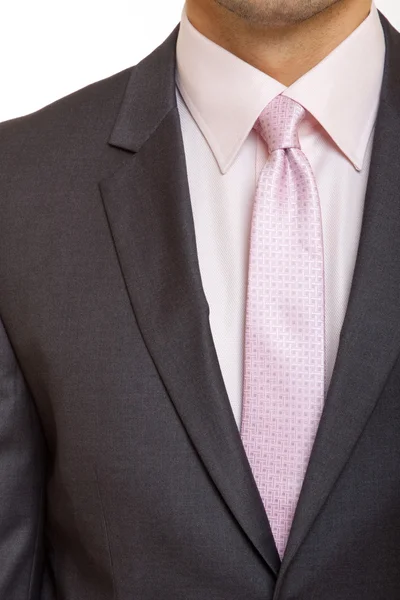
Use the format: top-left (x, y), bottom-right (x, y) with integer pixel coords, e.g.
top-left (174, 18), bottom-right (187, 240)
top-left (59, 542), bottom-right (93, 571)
top-left (0, 66), bottom-right (133, 177)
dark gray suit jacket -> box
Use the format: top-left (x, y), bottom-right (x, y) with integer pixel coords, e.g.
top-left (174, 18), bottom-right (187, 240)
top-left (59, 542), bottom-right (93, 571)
top-left (1, 11), bottom-right (400, 600)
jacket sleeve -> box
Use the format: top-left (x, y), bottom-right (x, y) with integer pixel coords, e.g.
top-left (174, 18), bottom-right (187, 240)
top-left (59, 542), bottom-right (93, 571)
top-left (0, 315), bottom-right (48, 598)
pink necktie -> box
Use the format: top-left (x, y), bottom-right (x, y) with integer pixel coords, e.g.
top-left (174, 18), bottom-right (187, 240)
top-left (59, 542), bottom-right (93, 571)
top-left (241, 94), bottom-right (325, 558)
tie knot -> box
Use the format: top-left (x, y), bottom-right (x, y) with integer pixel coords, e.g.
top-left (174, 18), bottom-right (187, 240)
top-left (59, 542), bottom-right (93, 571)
top-left (254, 95), bottom-right (305, 153)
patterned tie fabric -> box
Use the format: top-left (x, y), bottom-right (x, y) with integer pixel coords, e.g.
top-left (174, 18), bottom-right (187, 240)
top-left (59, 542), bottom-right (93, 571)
top-left (240, 94), bottom-right (325, 559)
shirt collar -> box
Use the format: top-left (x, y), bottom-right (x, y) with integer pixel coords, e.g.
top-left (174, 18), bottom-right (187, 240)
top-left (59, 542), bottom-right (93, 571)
top-left (176, 2), bottom-right (385, 174)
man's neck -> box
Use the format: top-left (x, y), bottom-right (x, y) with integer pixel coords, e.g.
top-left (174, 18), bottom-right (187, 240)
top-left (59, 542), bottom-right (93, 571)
top-left (185, 0), bottom-right (372, 86)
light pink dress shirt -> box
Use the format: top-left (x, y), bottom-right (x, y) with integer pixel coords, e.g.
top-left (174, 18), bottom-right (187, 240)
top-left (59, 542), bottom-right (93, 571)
top-left (175, 2), bottom-right (385, 427)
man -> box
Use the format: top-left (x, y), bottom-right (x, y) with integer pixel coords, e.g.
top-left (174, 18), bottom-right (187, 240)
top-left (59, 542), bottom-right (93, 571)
top-left (1, 0), bottom-right (399, 597)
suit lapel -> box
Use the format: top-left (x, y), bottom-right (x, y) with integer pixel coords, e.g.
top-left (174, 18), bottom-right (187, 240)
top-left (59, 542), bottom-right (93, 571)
top-left (99, 26), bottom-right (280, 575)
top-left (276, 11), bottom-right (400, 591)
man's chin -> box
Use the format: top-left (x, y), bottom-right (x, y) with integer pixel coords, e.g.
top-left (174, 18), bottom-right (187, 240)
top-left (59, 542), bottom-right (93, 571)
top-left (213, 0), bottom-right (342, 27)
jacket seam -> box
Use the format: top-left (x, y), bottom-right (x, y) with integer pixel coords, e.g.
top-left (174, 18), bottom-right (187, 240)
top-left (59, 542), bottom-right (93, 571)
top-left (27, 480), bottom-right (44, 599)
top-left (94, 465), bottom-right (117, 600)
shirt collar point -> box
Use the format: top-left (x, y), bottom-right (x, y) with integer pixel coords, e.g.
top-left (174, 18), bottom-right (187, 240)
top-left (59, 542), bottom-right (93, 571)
top-left (344, 148), bottom-right (364, 172)
top-left (215, 148), bottom-right (238, 175)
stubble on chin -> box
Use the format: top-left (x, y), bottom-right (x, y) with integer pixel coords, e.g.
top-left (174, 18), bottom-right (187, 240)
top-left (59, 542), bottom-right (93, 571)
top-left (213, 0), bottom-right (342, 27)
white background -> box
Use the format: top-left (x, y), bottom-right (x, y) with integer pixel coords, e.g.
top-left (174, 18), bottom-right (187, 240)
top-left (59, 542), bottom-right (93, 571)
top-left (0, 0), bottom-right (399, 122)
